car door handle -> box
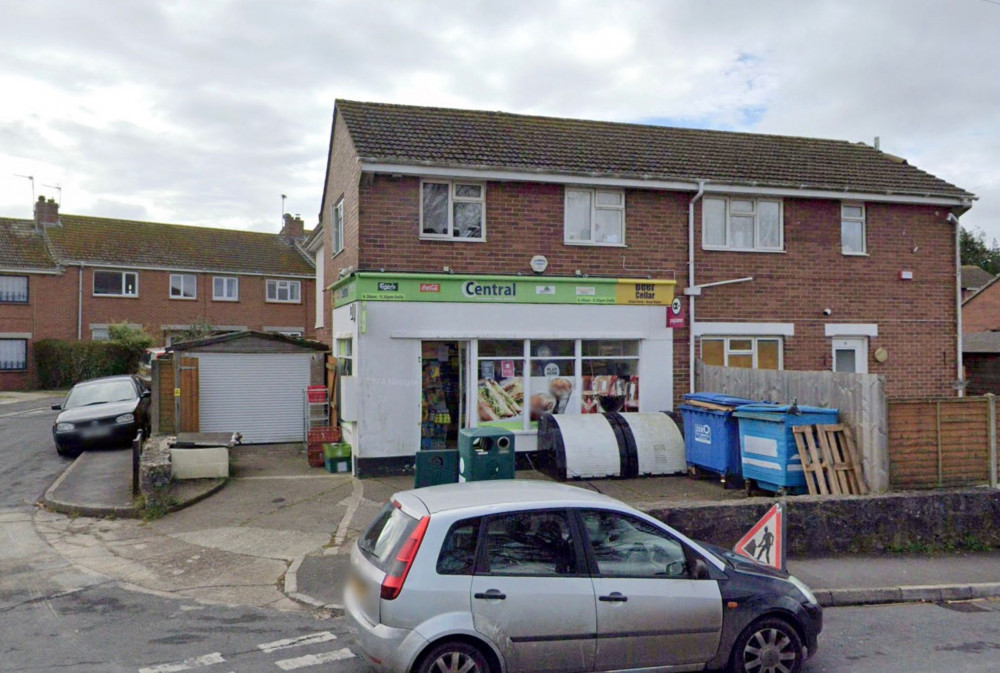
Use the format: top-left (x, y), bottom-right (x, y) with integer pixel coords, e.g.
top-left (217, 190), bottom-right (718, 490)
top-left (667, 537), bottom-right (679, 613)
top-left (474, 589), bottom-right (507, 600)
top-left (599, 592), bottom-right (628, 603)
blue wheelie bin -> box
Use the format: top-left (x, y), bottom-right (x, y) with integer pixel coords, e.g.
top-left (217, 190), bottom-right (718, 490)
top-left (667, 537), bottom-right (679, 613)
top-left (678, 393), bottom-right (755, 487)
top-left (733, 403), bottom-right (839, 495)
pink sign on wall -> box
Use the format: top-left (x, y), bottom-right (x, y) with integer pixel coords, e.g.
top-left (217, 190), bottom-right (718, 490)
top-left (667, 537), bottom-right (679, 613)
top-left (667, 297), bottom-right (686, 329)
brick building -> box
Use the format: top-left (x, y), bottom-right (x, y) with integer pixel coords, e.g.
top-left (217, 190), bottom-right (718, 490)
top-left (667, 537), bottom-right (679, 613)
top-left (316, 100), bottom-right (974, 473)
top-left (0, 198), bottom-right (316, 390)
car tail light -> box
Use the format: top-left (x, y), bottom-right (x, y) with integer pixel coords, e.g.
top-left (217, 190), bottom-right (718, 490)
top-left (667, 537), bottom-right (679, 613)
top-left (380, 515), bottom-right (430, 600)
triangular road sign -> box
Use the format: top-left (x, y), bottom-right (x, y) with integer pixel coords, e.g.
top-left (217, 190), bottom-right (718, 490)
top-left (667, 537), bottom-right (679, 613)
top-left (734, 502), bottom-right (785, 571)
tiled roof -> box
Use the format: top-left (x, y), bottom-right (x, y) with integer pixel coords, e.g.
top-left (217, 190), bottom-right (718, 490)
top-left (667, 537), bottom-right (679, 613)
top-left (44, 215), bottom-right (314, 276)
top-left (337, 100), bottom-right (974, 201)
top-left (0, 219), bottom-right (58, 270)
top-left (961, 265), bottom-right (995, 290)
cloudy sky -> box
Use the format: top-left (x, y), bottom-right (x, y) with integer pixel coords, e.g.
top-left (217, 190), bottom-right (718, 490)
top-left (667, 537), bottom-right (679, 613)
top-left (1, 0), bottom-right (998, 241)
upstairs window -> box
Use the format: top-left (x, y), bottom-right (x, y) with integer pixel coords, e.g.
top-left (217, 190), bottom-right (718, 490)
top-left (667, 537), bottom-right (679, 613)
top-left (565, 188), bottom-right (625, 245)
top-left (0, 276), bottom-right (28, 303)
top-left (94, 270), bottom-right (138, 297)
top-left (703, 197), bottom-right (782, 251)
top-left (213, 276), bottom-right (239, 301)
top-left (841, 203), bottom-right (866, 255)
top-left (266, 279), bottom-right (301, 303)
top-left (332, 198), bottom-right (345, 254)
top-left (169, 274), bottom-right (197, 299)
top-left (421, 181), bottom-right (485, 240)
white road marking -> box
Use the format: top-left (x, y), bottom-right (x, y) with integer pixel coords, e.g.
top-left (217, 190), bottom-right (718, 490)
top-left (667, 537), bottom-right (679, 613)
top-left (274, 648), bottom-right (356, 670)
top-left (257, 631), bottom-right (337, 653)
top-left (138, 652), bottom-right (225, 673)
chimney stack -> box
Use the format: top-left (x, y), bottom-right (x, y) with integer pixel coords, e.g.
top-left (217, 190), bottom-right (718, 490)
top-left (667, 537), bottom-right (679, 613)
top-left (34, 195), bottom-right (60, 231)
top-left (280, 212), bottom-right (305, 243)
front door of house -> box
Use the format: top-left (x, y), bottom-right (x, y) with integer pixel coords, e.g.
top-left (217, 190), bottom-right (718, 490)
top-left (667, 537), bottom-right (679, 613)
top-left (832, 337), bottom-right (867, 374)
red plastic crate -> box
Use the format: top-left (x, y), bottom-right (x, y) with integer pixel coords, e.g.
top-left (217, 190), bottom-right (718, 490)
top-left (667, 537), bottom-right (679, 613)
top-left (306, 385), bottom-right (328, 403)
top-left (307, 443), bottom-right (325, 468)
top-left (307, 426), bottom-right (341, 443)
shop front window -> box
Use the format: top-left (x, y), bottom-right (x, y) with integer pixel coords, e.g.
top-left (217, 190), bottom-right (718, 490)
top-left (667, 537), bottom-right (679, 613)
top-left (528, 340), bottom-right (576, 429)
top-left (476, 340), bottom-right (525, 430)
top-left (581, 340), bottom-right (640, 414)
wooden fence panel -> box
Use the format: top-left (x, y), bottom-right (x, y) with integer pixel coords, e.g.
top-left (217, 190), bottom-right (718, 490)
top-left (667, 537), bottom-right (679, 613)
top-left (179, 357), bottom-right (199, 433)
top-left (697, 364), bottom-right (888, 492)
top-left (888, 398), bottom-right (992, 489)
top-left (154, 358), bottom-right (175, 434)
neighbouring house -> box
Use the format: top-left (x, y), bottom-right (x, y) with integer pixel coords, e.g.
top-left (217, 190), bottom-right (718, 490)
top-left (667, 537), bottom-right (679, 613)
top-left (316, 99), bottom-right (975, 475)
top-left (962, 264), bottom-right (995, 301)
top-left (0, 198), bottom-right (317, 390)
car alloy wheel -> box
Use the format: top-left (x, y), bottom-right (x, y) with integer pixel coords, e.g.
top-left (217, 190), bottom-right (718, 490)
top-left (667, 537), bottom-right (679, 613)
top-left (419, 641), bottom-right (490, 673)
top-left (734, 617), bottom-right (803, 673)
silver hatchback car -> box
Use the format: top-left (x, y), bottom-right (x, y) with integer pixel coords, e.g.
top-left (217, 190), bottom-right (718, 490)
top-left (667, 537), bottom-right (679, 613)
top-left (345, 480), bottom-right (821, 673)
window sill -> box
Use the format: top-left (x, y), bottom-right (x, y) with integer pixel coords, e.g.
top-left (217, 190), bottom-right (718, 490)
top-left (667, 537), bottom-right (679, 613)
top-left (0, 301), bottom-right (29, 305)
top-left (93, 294), bottom-right (140, 299)
top-left (419, 235), bottom-right (486, 243)
top-left (212, 298), bottom-right (239, 302)
top-left (564, 241), bottom-right (628, 248)
top-left (331, 248), bottom-right (346, 259)
top-left (266, 300), bottom-right (302, 305)
top-left (842, 251), bottom-right (869, 257)
top-left (701, 247), bottom-right (786, 254)
top-left (169, 296), bottom-right (198, 301)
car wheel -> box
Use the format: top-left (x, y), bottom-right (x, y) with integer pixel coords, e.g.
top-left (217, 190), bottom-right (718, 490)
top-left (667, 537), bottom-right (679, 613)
top-left (418, 641), bottom-right (491, 673)
top-left (731, 616), bottom-right (804, 673)
top-left (56, 445), bottom-right (78, 458)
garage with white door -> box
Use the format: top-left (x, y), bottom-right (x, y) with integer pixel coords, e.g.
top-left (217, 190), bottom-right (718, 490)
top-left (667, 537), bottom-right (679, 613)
top-left (168, 331), bottom-right (328, 444)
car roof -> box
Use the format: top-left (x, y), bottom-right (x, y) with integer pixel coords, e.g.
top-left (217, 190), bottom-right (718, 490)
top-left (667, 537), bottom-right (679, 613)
top-left (399, 479), bottom-right (623, 516)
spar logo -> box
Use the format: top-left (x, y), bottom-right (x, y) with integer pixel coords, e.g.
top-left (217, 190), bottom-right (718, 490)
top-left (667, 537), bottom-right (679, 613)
top-left (462, 280), bottom-right (517, 299)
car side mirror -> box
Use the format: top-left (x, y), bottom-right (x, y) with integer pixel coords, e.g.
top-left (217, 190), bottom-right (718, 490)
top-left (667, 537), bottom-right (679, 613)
top-left (51, 404), bottom-right (62, 411)
top-left (692, 558), bottom-right (711, 580)
top-left (140, 390), bottom-right (151, 399)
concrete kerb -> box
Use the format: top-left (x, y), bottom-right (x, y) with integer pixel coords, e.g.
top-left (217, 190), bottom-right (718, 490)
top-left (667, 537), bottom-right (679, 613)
top-left (41, 452), bottom-right (140, 519)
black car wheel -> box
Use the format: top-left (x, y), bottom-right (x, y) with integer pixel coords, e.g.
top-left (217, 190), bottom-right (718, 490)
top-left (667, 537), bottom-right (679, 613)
top-left (56, 444), bottom-right (79, 458)
top-left (731, 616), bottom-right (804, 673)
top-left (418, 641), bottom-right (491, 673)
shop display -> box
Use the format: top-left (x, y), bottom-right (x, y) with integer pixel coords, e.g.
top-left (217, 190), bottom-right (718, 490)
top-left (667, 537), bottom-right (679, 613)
top-left (421, 342), bottom-right (462, 450)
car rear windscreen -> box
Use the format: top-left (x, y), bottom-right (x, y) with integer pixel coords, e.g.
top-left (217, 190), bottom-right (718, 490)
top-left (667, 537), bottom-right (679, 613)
top-left (358, 502), bottom-right (420, 572)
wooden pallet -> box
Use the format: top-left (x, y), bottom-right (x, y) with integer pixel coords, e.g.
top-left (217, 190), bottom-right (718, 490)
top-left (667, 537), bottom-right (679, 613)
top-left (792, 424), bottom-right (869, 495)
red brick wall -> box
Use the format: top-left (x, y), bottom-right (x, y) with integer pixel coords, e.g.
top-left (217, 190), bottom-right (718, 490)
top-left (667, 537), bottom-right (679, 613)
top-left (318, 138), bottom-right (960, 402)
top-left (79, 269), bottom-right (314, 344)
top-left (1, 272), bottom-right (78, 390)
top-left (321, 111), bottom-right (363, 343)
top-left (962, 281), bottom-right (1000, 333)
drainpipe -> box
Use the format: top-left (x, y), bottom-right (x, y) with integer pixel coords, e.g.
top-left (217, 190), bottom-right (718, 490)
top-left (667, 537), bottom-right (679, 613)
top-left (77, 264), bottom-right (84, 340)
top-left (950, 211), bottom-right (964, 397)
top-left (688, 181), bottom-right (705, 394)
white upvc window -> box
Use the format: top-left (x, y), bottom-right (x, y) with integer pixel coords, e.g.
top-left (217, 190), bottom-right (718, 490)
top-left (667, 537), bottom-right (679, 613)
top-left (702, 196), bottom-right (783, 251)
top-left (169, 273), bottom-right (197, 300)
top-left (266, 279), bottom-right (301, 303)
top-left (841, 203), bottom-right (866, 255)
top-left (701, 336), bottom-right (783, 370)
top-left (0, 339), bottom-right (27, 371)
top-left (565, 188), bottom-right (625, 245)
top-left (420, 180), bottom-right (485, 240)
top-left (93, 270), bottom-right (139, 297)
top-left (0, 276), bottom-right (28, 303)
top-left (332, 198), bottom-right (345, 254)
top-left (212, 276), bottom-right (239, 301)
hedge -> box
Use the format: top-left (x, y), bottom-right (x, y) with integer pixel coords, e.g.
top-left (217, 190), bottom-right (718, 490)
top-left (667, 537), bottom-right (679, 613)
top-left (34, 339), bottom-right (144, 389)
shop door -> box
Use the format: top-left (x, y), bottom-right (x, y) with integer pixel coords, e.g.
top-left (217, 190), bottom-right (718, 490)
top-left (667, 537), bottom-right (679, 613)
top-left (421, 341), bottom-right (467, 449)
top-left (832, 337), bottom-right (867, 374)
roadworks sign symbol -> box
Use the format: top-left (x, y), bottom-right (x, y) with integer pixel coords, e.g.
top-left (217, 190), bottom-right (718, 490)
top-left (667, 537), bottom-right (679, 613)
top-left (734, 502), bottom-right (784, 571)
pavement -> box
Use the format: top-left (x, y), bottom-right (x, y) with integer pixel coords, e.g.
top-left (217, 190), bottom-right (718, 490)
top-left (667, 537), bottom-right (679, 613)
top-left (10, 382), bottom-right (998, 613)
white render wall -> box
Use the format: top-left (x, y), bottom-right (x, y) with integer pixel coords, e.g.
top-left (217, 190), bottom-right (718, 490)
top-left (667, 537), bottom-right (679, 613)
top-left (344, 301), bottom-right (674, 461)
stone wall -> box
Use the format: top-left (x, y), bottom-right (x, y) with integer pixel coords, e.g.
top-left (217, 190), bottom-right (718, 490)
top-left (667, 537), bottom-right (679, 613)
top-left (139, 435), bottom-right (173, 511)
top-left (648, 489), bottom-right (1000, 556)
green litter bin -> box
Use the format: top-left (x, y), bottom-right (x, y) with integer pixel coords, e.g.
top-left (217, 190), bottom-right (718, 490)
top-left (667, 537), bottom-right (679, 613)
top-left (324, 442), bottom-right (352, 473)
top-left (414, 449), bottom-right (460, 488)
top-left (458, 428), bottom-right (515, 482)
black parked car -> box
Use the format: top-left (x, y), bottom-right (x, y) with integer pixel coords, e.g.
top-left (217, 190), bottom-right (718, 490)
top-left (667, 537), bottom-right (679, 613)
top-left (52, 375), bottom-right (151, 457)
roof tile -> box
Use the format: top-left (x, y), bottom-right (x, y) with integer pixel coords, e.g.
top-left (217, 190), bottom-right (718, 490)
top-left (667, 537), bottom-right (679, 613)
top-left (337, 100), bottom-right (973, 200)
